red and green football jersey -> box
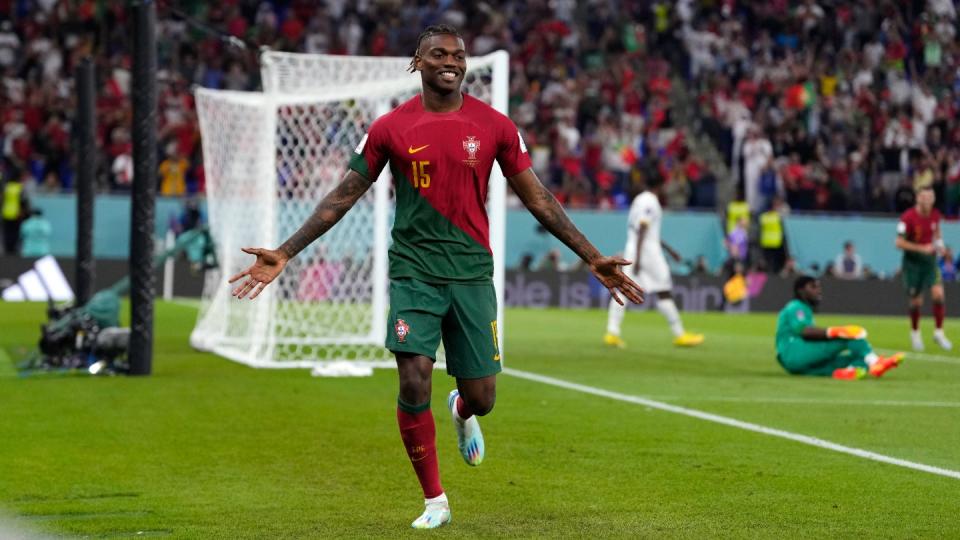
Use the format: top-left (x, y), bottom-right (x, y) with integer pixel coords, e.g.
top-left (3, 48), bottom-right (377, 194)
top-left (898, 207), bottom-right (942, 266)
top-left (349, 94), bottom-right (532, 283)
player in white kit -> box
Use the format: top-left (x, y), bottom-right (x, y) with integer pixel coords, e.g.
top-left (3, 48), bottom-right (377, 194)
top-left (604, 173), bottom-right (705, 348)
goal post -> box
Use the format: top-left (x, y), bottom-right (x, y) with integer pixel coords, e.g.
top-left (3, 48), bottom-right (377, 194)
top-left (191, 50), bottom-right (510, 371)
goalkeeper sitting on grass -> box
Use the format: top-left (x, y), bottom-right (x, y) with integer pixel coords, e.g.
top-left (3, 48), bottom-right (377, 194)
top-left (776, 276), bottom-right (904, 380)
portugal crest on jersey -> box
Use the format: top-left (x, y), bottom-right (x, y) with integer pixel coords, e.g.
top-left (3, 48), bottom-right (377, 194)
top-left (395, 319), bottom-right (410, 343)
top-left (462, 136), bottom-right (480, 166)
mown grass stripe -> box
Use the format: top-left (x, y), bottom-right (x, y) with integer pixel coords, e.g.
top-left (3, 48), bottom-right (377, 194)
top-left (505, 367), bottom-right (960, 481)
top-left (0, 348), bottom-right (16, 378)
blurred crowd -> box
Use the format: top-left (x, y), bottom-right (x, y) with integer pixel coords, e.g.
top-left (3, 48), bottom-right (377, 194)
top-left (0, 0), bottom-right (715, 210)
top-left (685, 0), bottom-right (960, 217)
top-left (1, 0), bottom-right (205, 195)
top-left (1, 1), bottom-right (959, 218)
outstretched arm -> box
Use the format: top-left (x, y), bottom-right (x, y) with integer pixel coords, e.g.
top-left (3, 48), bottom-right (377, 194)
top-left (507, 168), bottom-right (644, 305)
top-left (230, 170), bottom-right (373, 299)
top-left (278, 170), bottom-right (373, 259)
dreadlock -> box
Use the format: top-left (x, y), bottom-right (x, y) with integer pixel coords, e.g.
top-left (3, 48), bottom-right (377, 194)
top-left (408, 24), bottom-right (462, 73)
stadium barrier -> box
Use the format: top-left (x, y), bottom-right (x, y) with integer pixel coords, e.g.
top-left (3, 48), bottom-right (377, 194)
top-left (502, 270), bottom-right (960, 316)
top-left (23, 194), bottom-right (960, 277)
top-left (3, 257), bottom-right (952, 316)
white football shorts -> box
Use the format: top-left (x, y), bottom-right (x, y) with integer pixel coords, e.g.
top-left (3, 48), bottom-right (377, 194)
top-left (627, 253), bottom-right (672, 293)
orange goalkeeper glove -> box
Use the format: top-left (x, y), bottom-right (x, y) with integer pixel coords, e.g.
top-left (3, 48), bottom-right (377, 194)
top-left (827, 325), bottom-right (867, 340)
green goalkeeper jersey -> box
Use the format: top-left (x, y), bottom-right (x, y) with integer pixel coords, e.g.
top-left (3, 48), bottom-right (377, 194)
top-left (776, 299), bottom-right (814, 357)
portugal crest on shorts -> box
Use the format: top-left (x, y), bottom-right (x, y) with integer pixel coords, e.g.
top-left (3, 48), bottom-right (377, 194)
top-left (395, 319), bottom-right (410, 343)
top-left (462, 136), bottom-right (480, 166)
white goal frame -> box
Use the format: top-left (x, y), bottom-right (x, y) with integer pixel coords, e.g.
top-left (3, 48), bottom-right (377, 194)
top-left (191, 50), bottom-right (509, 372)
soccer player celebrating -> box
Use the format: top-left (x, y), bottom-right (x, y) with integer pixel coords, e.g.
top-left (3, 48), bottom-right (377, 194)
top-left (776, 276), bottom-right (903, 379)
top-left (604, 171), bottom-right (704, 348)
top-left (228, 25), bottom-right (644, 529)
top-left (896, 186), bottom-right (952, 351)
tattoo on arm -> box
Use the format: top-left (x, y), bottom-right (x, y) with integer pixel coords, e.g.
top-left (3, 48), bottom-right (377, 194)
top-left (278, 172), bottom-right (372, 259)
top-left (519, 180), bottom-right (602, 263)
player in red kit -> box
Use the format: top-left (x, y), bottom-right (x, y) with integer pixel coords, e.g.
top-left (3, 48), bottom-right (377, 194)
top-left (228, 25), bottom-right (644, 529)
top-left (896, 186), bottom-right (952, 351)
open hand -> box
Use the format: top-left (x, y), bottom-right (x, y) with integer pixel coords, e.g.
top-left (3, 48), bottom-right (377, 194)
top-left (589, 256), bottom-right (645, 306)
top-left (228, 247), bottom-right (289, 299)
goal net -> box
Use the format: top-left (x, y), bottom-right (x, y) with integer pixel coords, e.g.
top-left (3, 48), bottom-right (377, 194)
top-left (191, 50), bottom-right (509, 371)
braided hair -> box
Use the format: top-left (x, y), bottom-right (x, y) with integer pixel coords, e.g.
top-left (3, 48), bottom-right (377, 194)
top-left (408, 24), bottom-right (463, 73)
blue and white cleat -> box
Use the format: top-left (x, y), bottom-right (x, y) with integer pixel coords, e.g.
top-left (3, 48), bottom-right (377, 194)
top-left (448, 389), bottom-right (484, 466)
top-left (933, 331), bottom-right (953, 351)
top-left (410, 498), bottom-right (451, 529)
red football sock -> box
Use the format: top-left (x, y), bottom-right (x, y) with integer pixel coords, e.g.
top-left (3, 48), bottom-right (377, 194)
top-left (397, 407), bottom-right (443, 499)
top-left (455, 396), bottom-right (474, 420)
top-left (933, 303), bottom-right (945, 329)
top-left (910, 307), bottom-right (920, 330)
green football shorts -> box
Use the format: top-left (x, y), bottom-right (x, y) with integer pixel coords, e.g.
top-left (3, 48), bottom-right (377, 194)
top-left (902, 259), bottom-right (941, 297)
top-left (385, 278), bottom-right (502, 379)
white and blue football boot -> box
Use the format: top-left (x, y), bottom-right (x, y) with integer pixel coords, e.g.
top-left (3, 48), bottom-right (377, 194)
top-left (411, 495), bottom-right (451, 529)
top-left (448, 389), bottom-right (484, 466)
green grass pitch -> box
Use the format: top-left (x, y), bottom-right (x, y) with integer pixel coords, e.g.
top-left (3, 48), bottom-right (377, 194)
top-left (1, 300), bottom-right (958, 538)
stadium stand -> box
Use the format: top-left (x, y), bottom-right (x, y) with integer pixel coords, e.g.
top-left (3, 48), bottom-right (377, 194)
top-left (0, 1), bottom-right (704, 209)
top-left (683, 0), bottom-right (960, 217)
top-left (1, 1), bottom-right (958, 276)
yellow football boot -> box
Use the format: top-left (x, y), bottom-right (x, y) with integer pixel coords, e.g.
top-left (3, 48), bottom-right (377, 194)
top-left (673, 332), bottom-right (705, 347)
top-left (603, 333), bottom-right (626, 349)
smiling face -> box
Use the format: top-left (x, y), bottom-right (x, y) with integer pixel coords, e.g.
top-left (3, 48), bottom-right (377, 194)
top-left (414, 33), bottom-right (467, 95)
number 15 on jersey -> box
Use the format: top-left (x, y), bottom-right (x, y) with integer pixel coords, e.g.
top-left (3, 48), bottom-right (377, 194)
top-left (411, 160), bottom-right (431, 189)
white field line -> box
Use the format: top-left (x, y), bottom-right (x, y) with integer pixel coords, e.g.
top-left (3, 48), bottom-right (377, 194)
top-left (503, 367), bottom-right (960, 481)
top-left (614, 325), bottom-right (960, 366)
top-left (171, 299), bottom-right (959, 364)
top-left (876, 348), bottom-right (959, 364)
top-left (644, 395), bottom-right (960, 408)
top-left (688, 330), bottom-right (960, 366)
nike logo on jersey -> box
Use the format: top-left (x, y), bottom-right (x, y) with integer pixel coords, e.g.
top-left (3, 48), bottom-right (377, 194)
top-left (408, 144), bottom-right (430, 154)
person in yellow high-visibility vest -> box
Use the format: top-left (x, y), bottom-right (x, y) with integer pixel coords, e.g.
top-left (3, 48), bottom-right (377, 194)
top-left (2, 173), bottom-right (28, 254)
top-left (760, 196), bottom-right (789, 273)
top-left (726, 194), bottom-right (749, 235)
